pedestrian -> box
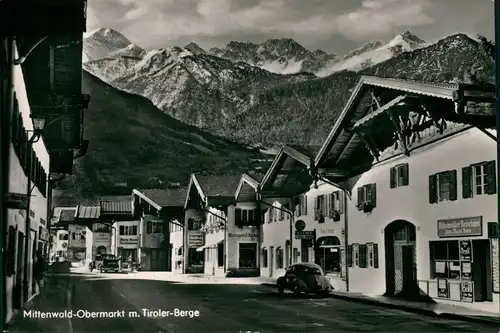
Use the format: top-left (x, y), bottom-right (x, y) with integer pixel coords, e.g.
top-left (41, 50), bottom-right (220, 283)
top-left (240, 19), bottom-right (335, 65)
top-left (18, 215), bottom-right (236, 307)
top-left (33, 250), bottom-right (46, 293)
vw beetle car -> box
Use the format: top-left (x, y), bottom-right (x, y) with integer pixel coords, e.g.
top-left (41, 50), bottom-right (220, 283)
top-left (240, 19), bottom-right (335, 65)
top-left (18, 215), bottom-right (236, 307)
top-left (276, 263), bottom-right (333, 296)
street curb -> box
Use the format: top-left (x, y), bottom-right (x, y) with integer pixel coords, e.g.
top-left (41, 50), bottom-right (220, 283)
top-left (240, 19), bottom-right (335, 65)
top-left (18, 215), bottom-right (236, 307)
top-left (259, 283), bottom-right (499, 326)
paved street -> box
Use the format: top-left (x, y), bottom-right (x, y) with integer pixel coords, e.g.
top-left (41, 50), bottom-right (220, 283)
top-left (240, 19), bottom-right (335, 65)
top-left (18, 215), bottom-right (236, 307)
top-left (8, 269), bottom-right (500, 333)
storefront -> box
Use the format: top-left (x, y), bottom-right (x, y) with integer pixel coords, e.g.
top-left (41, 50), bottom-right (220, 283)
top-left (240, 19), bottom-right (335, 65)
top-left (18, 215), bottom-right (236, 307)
top-left (418, 217), bottom-right (499, 312)
top-left (117, 222), bottom-right (140, 269)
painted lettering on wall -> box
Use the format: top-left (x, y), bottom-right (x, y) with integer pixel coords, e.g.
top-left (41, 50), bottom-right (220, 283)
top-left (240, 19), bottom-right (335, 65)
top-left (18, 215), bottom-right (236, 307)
top-left (228, 233), bottom-right (258, 238)
top-left (119, 237), bottom-right (138, 245)
top-left (437, 217), bottom-right (482, 238)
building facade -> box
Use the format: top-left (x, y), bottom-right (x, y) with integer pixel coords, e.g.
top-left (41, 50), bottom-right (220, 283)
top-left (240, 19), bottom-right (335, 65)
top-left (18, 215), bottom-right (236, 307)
top-left (67, 224), bottom-right (86, 261)
top-left (52, 230), bottom-right (69, 260)
top-left (111, 220), bottom-right (140, 267)
top-left (85, 223), bottom-right (112, 262)
top-left (313, 76), bottom-right (498, 313)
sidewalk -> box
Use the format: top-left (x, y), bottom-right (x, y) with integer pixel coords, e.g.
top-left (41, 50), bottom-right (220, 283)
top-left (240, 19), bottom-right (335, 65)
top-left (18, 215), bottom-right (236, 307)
top-left (254, 277), bottom-right (500, 326)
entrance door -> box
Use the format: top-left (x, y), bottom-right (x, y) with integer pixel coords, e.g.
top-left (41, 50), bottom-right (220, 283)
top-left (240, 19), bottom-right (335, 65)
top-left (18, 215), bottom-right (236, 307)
top-left (269, 246), bottom-right (274, 277)
top-left (472, 239), bottom-right (493, 301)
top-left (13, 231), bottom-right (24, 309)
top-left (385, 220), bottom-right (417, 298)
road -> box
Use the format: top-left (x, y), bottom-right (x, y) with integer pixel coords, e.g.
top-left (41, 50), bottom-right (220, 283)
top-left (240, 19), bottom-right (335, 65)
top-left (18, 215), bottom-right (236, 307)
top-left (8, 270), bottom-right (500, 333)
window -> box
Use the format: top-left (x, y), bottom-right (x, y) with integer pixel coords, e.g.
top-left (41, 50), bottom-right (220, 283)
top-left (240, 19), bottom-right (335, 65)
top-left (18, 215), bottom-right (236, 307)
top-left (314, 195), bottom-right (326, 222)
top-left (295, 194), bottom-right (308, 216)
top-left (93, 224), bottom-right (111, 233)
top-left (262, 248), bottom-right (268, 267)
top-left (356, 184), bottom-right (377, 210)
top-left (353, 244), bottom-right (359, 266)
top-left (238, 243), bottom-right (257, 269)
top-left (217, 243), bottom-right (224, 267)
top-left (429, 241), bottom-right (460, 279)
top-left (120, 225), bottom-right (138, 235)
top-left (279, 209), bottom-right (284, 221)
top-left (429, 170), bottom-right (457, 203)
top-left (187, 218), bottom-right (202, 231)
top-left (235, 208), bottom-right (259, 227)
top-left (292, 248), bottom-right (299, 264)
top-left (276, 247), bottom-right (284, 269)
top-left (358, 244), bottom-right (367, 268)
top-left (390, 163), bottom-right (409, 188)
top-left (59, 233), bottom-right (68, 240)
top-left (72, 233), bottom-right (76, 240)
top-left (328, 191), bottom-right (343, 220)
top-left (462, 161), bottom-right (497, 198)
top-left (147, 221), bottom-right (162, 234)
top-left (367, 243), bottom-right (379, 268)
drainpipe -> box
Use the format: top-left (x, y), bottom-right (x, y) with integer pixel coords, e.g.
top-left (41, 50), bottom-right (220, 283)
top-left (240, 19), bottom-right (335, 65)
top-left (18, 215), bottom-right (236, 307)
top-left (257, 195), bottom-right (294, 266)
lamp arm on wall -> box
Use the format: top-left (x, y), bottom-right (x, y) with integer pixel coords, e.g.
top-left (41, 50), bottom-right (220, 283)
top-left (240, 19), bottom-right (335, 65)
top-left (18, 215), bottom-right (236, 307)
top-left (14, 36), bottom-right (49, 65)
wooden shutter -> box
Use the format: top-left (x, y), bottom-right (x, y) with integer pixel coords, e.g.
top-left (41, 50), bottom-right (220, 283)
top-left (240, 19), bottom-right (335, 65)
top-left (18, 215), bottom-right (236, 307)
top-left (235, 208), bottom-right (242, 226)
top-left (314, 197), bottom-right (319, 220)
top-left (357, 187), bottom-right (363, 208)
top-left (462, 166), bottom-right (472, 199)
top-left (402, 163), bottom-right (409, 186)
top-left (373, 243), bottom-right (379, 268)
top-left (359, 244), bottom-right (367, 268)
top-left (368, 184), bottom-right (377, 207)
top-left (487, 222), bottom-right (499, 239)
top-left (485, 160), bottom-right (497, 194)
top-left (449, 169), bottom-right (457, 201)
top-left (295, 197), bottom-right (300, 216)
top-left (390, 167), bottom-right (396, 188)
top-left (347, 245), bottom-right (353, 267)
top-left (428, 174), bottom-right (437, 204)
top-left (303, 195), bottom-right (307, 215)
top-left (338, 191), bottom-right (344, 214)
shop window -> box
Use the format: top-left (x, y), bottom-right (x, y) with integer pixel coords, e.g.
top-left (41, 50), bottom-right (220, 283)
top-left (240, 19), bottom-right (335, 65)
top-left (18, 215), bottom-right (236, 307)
top-left (276, 247), bottom-right (284, 269)
top-left (262, 248), bottom-right (268, 267)
top-left (217, 243), bottom-right (224, 267)
top-left (390, 163), bottom-right (409, 188)
top-left (316, 246), bottom-right (340, 275)
top-left (188, 248), bottom-right (204, 266)
top-left (429, 170), bottom-right (457, 203)
top-left (239, 242), bottom-right (257, 269)
top-left (292, 248), bottom-right (299, 263)
top-left (429, 241), bottom-right (460, 279)
top-left (462, 161), bottom-right (497, 198)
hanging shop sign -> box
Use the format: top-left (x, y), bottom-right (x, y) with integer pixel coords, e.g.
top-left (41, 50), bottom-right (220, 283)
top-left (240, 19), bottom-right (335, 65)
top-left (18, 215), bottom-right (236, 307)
top-left (295, 220), bottom-right (306, 232)
top-left (461, 281), bottom-right (474, 303)
top-left (5, 192), bottom-right (28, 210)
top-left (295, 230), bottom-right (315, 239)
top-left (187, 231), bottom-right (204, 247)
top-left (437, 216), bottom-right (482, 238)
top-left (437, 278), bottom-right (449, 298)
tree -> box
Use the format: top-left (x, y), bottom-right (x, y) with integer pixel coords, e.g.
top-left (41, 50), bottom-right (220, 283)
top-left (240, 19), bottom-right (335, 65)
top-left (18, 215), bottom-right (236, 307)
top-left (477, 35), bottom-right (495, 60)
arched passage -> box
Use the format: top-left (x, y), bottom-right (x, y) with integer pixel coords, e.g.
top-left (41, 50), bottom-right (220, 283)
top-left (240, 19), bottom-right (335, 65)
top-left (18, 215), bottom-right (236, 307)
top-left (315, 236), bottom-right (341, 274)
top-left (96, 245), bottom-right (107, 256)
top-left (384, 220), bottom-right (418, 298)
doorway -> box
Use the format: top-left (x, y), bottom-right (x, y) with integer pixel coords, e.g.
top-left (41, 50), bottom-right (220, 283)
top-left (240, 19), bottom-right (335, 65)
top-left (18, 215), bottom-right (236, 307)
top-left (384, 220), bottom-right (417, 298)
top-left (472, 239), bottom-right (493, 301)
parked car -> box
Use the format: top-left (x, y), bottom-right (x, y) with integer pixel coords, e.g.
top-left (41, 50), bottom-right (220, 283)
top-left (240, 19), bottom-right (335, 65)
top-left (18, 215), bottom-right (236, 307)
top-left (276, 263), bottom-right (333, 296)
top-left (89, 254), bottom-right (120, 273)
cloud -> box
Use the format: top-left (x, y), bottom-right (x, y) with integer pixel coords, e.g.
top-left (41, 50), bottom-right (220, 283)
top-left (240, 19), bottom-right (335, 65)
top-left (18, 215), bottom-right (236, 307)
top-left (86, 0), bottom-right (436, 47)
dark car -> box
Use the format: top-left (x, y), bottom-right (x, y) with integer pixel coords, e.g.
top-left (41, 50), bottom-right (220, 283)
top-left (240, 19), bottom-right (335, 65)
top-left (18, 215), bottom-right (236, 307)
top-left (100, 254), bottom-right (120, 273)
top-left (276, 263), bottom-right (333, 296)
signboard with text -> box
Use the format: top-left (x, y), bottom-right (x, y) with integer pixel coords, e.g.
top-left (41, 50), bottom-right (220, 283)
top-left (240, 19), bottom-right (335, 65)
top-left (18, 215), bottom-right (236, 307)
top-left (5, 193), bottom-right (28, 210)
top-left (295, 231), bottom-right (315, 239)
top-left (459, 240), bottom-right (472, 261)
top-left (119, 237), bottom-right (139, 245)
top-left (461, 281), bottom-right (474, 303)
top-left (437, 217), bottom-right (482, 238)
top-left (188, 231), bottom-right (204, 247)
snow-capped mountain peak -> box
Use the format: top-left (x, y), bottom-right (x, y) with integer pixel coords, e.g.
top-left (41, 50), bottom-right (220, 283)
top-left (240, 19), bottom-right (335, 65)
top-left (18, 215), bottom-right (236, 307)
top-left (184, 42), bottom-right (206, 54)
top-left (317, 31), bottom-right (427, 76)
top-left (83, 27), bottom-right (142, 63)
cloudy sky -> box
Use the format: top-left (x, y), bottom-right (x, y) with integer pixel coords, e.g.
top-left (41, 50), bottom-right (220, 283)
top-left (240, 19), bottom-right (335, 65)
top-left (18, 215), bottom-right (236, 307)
top-left (87, 0), bottom-right (495, 54)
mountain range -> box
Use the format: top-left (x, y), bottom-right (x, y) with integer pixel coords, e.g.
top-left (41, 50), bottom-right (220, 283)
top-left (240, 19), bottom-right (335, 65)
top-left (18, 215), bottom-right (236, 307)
top-left (60, 28), bottom-right (494, 203)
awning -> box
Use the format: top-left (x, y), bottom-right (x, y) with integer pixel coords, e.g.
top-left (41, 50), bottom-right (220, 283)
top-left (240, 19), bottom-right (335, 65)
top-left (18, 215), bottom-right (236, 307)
top-left (196, 235), bottom-right (224, 252)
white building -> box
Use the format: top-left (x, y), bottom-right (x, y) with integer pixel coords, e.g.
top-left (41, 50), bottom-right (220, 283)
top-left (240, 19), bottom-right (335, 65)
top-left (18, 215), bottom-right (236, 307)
top-left (86, 222), bottom-right (112, 261)
top-left (53, 230), bottom-right (69, 260)
top-left (313, 76), bottom-right (498, 313)
top-left (111, 220), bottom-right (140, 266)
top-left (258, 146), bottom-right (348, 290)
top-left (67, 224), bottom-right (86, 261)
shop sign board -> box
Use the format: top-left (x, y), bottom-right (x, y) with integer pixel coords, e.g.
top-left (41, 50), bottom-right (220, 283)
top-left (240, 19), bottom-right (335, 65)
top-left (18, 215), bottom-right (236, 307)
top-left (5, 192), bottom-right (28, 210)
top-left (461, 262), bottom-right (472, 280)
top-left (295, 230), bottom-right (315, 239)
top-left (461, 281), bottom-right (474, 303)
top-left (119, 237), bottom-right (139, 245)
top-left (295, 220), bottom-right (306, 232)
top-left (437, 217), bottom-right (482, 238)
top-left (437, 278), bottom-right (449, 298)
top-left (188, 231), bottom-right (204, 247)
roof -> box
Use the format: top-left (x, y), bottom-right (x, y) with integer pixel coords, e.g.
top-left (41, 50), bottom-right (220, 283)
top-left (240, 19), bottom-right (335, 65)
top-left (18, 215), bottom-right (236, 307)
top-left (76, 205), bottom-right (100, 219)
top-left (315, 75), bottom-right (496, 167)
top-left (133, 188), bottom-right (188, 210)
top-left (59, 208), bottom-right (77, 222)
top-left (100, 200), bottom-right (132, 215)
top-left (193, 173), bottom-right (242, 198)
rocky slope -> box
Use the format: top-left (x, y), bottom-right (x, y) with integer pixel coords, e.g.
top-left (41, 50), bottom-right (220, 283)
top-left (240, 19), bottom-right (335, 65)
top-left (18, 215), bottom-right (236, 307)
top-left (209, 38), bottom-right (337, 74)
top-left (82, 28), bottom-right (143, 62)
top-left (53, 71), bottom-right (268, 205)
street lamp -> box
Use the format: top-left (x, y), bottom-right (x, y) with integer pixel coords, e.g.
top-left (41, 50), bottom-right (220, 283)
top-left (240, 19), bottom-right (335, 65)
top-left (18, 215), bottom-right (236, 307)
top-left (22, 114), bottom-right (47, 301)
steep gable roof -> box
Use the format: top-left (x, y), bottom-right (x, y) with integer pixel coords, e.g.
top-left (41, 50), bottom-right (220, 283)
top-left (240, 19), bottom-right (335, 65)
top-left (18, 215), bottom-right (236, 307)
top-left (133, 188), bottom-right (188, 210)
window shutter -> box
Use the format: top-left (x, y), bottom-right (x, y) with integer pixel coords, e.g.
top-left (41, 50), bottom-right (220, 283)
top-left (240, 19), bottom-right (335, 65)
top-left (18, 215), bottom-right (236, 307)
top-left (295, 197), bottom-right (300, 216)
top-left (487, 222), bottom-right (499, 239)
top-left (462, 166), bottom-right (472, 199)
top-left (303, 195), bottom-right (308, 215)
top-left (428, 174), bottom-right (437, 204)
top-left (147, 221), bottom-right (152, 234)
top-left (314, 197), bottom-right (319, 220)
top-left (373, 243), bottom-right (379, 268)
top-left (449, 169), bottom-right (457, 201)
top-left (235, 208), bottom-right (242, 226)
top-left (485, 160), bottom-right (497, 195)
top-left (390, 167), bottom-right (396, 188)
top-left (347, 245), bottom-right (353, 267)
top-left (359, 244), bottom-right (367, 268)
top-left (338, 191), bottom-right (344, 214)
top-left (368, 184), bottom-right (377, 207)
top-left (357, 187), bottom-right (363, 208)
top-left (402, 163), bottom-right (409, 186)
